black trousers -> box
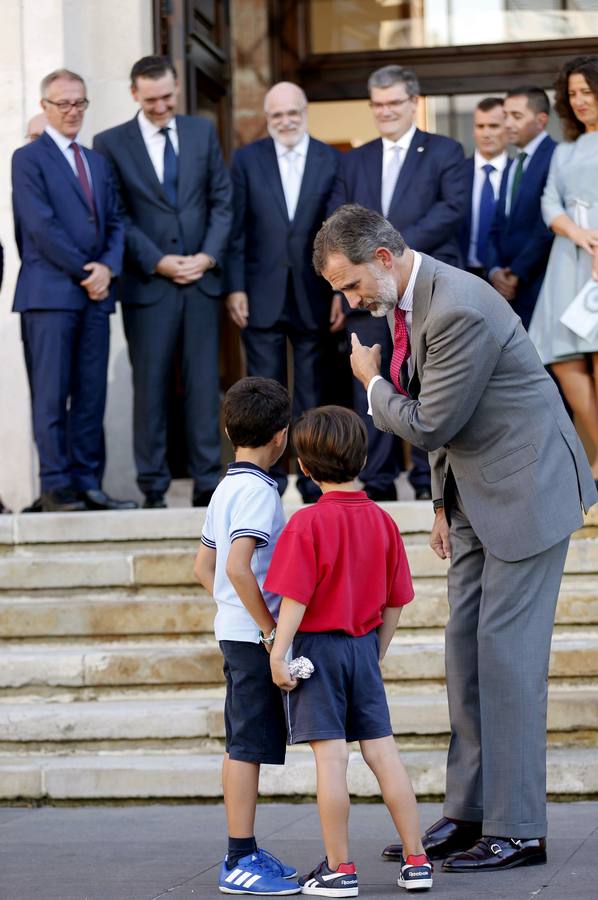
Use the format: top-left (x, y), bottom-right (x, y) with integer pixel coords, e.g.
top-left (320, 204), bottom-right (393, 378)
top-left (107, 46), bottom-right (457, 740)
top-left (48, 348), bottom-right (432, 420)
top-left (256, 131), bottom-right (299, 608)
top-left (122, 285), bottom-right (221, 495)
top-left (242, 282), bottom-right (324, 499)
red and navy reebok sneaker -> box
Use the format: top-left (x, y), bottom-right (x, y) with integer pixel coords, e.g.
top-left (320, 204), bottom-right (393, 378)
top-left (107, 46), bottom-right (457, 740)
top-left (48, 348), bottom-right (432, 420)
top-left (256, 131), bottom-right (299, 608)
top-left (299, 859), bottom-right (358, 897)
top-left (397, 854), bottom-right (433, 891)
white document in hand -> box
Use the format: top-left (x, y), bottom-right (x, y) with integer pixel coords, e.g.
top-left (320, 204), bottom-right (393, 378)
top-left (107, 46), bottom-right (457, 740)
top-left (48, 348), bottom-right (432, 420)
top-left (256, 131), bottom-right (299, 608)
top-left (560, 279), bottom-right (598, 340)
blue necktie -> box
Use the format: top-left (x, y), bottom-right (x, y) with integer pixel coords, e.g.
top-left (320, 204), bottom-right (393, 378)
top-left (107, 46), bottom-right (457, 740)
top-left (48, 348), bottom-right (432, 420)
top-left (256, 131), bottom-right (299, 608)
top-left (476, 162), bottom-right (496, 268)
top-left (160, 126), bottom-right (178, 207)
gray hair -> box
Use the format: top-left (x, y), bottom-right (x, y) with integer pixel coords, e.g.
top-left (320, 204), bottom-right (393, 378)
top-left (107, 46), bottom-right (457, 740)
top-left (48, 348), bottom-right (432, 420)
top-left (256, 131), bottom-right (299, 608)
top-left (40, 69), bottom-right (86, 98)
top-left (367, 65), bottom-right (420, 98)
top-left (313, 205), bottom-right (406, 275)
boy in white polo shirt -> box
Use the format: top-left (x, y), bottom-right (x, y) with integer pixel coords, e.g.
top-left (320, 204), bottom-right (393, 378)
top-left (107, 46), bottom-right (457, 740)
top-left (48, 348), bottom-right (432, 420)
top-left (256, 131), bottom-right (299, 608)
top-left (194, 377), bottom-right (299, 896)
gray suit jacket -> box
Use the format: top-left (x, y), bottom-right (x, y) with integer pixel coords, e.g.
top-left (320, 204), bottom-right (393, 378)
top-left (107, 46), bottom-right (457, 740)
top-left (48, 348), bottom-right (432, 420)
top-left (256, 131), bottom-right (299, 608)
top-left (371, 253), bottom-right (597, 562)
top-left (94, 114), bottom-right (232, 305)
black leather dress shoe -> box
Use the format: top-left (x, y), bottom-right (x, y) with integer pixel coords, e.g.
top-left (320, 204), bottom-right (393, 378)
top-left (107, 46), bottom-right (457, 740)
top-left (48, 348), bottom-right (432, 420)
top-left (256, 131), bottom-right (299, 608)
top-left (21, 496), bottom-right (43, 513)
top-left (382, 816), bottom-right (482, 861)
top-left (79, 489), bottom-right (138, 511)
top-left (415, 488), bottom-right (433, 501)
top-left (365, 484), bottom-right (397, 502)
top-left (442, 836), bottom-right (547, 872)
top-left (192, 489), bottom-right (215, 508)
top-left (143, 491), bottom-right (167, 509)
top-left (41, 488), bottom-right (86, 512)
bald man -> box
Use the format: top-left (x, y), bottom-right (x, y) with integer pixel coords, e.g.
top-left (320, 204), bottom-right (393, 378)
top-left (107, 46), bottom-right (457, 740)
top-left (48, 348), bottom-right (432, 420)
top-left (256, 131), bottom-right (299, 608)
top-left (225, 82), bottom-right (342, 502)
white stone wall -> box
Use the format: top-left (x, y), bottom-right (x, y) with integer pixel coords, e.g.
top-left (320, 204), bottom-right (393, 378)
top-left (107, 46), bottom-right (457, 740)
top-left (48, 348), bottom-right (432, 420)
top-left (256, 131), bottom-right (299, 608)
top-left (0, 0), bottom-right (152, 511)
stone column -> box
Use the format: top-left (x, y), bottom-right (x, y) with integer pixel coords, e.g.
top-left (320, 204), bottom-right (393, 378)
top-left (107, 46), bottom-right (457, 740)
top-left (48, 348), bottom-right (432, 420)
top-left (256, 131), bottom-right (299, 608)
top-left (0, 0), bottom-right (153, 511)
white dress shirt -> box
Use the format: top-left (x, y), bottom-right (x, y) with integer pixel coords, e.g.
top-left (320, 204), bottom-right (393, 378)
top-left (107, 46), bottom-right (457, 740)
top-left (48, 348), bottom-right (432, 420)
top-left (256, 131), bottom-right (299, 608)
top-left (504, 130), bottom-right (548, 217)
top-left (468, 149), bottom-right (509, 267)
top-left (381, 124), bottom-right (416, 215)
top-left (45, 124), bottom-right (93, 187)
top-left (366, 250), bottom-right (422, 412)
top-left (274, 131), bottom-right (309, 221)
top-left (137, 110), bottom-right (179, 184)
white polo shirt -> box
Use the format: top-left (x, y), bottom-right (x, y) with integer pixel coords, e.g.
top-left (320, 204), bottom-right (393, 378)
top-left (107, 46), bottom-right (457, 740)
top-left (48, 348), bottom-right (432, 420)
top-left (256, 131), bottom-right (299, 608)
top-left (200, 462), bottom-right (285, 643)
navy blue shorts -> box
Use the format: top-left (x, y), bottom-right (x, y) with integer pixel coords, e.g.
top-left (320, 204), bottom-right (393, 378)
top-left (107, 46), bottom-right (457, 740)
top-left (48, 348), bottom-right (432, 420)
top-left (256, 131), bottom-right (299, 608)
top-left (284, 630), bottom-right (393, 744)
top-left (220, 640), bottom-right (287, 765)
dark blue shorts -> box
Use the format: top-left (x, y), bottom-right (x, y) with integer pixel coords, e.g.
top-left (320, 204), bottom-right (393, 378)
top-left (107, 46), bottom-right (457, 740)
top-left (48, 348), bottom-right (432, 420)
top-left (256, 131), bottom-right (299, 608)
top-left (220, 640), bottom-right (287, 765)
top-left (284, 630), bottom-right (393, 744)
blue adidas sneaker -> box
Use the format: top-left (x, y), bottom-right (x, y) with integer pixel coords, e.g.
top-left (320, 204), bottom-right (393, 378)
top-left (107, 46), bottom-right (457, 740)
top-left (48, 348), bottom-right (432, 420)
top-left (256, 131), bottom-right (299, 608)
top-left (219, 852), bottom-right (301, 894)
top-left (256, 848), bottom-right (298, 879)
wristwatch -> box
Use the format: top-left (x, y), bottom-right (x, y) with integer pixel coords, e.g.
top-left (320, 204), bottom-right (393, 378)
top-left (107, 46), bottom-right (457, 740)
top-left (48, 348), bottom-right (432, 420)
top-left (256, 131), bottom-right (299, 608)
top-left (259, 626), bottom-right (277, 645)
top-left (433, 499), bottom-right (444, 512)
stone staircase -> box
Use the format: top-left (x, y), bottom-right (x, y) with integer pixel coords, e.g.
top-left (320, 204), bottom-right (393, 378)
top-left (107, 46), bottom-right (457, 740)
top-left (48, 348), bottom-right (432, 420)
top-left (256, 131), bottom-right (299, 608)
top-left (1, 503), bottom-right (597, 802)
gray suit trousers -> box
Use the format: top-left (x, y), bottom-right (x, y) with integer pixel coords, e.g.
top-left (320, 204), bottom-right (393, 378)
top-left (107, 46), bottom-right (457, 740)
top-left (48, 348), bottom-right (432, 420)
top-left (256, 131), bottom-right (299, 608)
top-left (443, 492), bottom-right (569, 838)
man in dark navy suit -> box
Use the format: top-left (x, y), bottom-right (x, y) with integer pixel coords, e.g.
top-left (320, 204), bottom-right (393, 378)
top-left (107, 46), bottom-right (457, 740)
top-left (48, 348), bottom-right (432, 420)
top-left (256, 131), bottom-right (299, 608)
top-left (94, 56), bottom-right (232, 509)
top-left (459, 98), bottom-right (509, 279)
top-left (12, 69), bottom-right (134, 513)
top-left (327, 65), bottom-right (468, 501)
top-left (225, 82), bottom-right (342, 502)
top-left (486, 87), bottom-right (556, 330)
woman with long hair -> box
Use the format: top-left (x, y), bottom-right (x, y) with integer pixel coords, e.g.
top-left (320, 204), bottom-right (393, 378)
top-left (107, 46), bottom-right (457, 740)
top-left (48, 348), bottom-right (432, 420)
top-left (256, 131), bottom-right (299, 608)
top-left (529, 55), bottom-right (598, 484)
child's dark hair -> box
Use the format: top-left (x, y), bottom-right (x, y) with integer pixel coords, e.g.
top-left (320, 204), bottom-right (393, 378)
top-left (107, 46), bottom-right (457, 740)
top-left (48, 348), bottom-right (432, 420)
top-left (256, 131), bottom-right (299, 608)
top-left (293, 405), bottom-right (367, 483)
top-left (223, 377), bottom-right (290, 448)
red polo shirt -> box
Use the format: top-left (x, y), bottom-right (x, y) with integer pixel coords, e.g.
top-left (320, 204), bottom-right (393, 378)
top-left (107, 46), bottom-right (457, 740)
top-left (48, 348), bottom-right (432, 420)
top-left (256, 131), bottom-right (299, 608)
top-left (264, 490), bottom-right (414, 636)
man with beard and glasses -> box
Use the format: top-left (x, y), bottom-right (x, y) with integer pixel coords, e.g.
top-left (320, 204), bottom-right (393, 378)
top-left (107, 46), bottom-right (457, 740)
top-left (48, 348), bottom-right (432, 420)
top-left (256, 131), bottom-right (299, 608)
top-left (313, 203), bottom-right (597, 875)
top-left (225, 82), bottom-right (342, 503)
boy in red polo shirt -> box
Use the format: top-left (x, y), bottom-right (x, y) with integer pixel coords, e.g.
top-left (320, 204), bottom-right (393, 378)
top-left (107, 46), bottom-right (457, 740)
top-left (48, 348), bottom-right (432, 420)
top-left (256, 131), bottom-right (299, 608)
top-left (265, 406), bottom-right (432, 895)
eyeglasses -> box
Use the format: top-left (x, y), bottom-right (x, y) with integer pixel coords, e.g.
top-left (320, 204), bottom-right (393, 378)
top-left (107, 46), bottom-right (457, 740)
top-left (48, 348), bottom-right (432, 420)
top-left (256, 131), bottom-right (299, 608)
top-left (43, 98), bottom-right (89, 112)
top-left (369, 98), bottom-right (413, 113)
top-left (266, 108), bottom-right (306, 123)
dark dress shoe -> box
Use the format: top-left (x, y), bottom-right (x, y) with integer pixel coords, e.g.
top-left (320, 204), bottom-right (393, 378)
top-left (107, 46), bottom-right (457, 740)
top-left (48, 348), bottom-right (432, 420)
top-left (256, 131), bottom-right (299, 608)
top-left (442, 836), bottom-right (547, 872)
top-left (41, 488), bottom-right (86, 512)
top-left (415, 488), bottom-right (433, 501)
top-left (21, 496), bottom-right (43, 513)
top-left (382, 816), bottom-right (482, 861)
top-left (365, 484), bottom-right (397, 502)
top-left (192, 489), bottom-right (215, 508)
top-left (79, 489), bottom-right (138, 511)
top-left (143, 491), bottom-right (167, 509)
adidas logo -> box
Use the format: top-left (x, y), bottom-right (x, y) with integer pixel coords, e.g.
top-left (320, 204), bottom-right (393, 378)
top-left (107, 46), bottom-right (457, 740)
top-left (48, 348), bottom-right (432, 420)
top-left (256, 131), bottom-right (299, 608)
top-left (224, 868), bottom-right (262, 888)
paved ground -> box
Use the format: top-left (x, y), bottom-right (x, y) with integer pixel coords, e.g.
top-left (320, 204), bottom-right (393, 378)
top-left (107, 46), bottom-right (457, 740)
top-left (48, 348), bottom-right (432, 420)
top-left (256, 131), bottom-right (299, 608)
top-left (0, 802), bottom-right (596, 900)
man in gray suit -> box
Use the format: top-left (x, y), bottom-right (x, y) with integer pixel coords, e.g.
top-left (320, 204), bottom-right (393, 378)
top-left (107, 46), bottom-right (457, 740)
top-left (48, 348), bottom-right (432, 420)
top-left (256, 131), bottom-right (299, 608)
top-left (94, 56), bottom-right (232, 509)
top-left (313, 204), bottom-right (597, 873)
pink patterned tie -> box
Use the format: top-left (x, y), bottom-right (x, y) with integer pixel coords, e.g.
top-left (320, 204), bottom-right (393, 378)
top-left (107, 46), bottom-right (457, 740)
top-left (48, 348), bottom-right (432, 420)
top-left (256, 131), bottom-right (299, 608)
top-left (389, 307), bottom-right (411, 396)
top-left (70, 142), bottom-right (96, 223)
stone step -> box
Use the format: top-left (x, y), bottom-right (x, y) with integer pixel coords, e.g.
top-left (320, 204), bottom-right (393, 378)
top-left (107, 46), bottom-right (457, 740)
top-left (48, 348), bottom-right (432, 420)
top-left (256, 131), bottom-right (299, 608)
top-left (1, 746), bottom-right (596, 801)
top-left (1, 630), bottom-right (597, 690)
top-left (1, 576), bottom-right (597, 639)
top-left (1, 683), bottom-right (596, 744)
top-left (2, 537), bottom-right (598, 591)
top-left (3, 501), bottom-right (596, 547)
top-left (0, 502), bottom-right (437, 546)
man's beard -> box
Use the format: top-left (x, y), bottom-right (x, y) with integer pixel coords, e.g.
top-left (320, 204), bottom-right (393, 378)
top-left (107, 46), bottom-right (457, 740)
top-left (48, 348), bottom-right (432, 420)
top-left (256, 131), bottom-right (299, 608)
top-left (364, 267), bottom-right (398, 317)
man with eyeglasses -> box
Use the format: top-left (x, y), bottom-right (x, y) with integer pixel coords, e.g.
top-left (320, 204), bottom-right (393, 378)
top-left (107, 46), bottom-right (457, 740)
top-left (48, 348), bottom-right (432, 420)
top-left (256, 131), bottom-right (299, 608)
top-left (94, 56), bottom-right (232, 510)
top-left (328, 65), bottom-right (468, 503)
top-left (11, 69), bottom-right (136, 513)
top-left (225, 81), bottom-right (342, 503)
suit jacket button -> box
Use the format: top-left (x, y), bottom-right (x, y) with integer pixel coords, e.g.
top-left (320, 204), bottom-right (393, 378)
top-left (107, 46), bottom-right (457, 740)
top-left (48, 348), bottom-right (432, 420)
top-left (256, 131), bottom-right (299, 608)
top-left (171, 238), bottom-right (178, 243)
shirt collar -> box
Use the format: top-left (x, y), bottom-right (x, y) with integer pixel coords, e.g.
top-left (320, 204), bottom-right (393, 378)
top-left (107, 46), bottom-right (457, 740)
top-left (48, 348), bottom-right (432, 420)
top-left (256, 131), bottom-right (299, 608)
top-left (382, 123), bottom-right (417, 153)
top-left (518, 130), bottom-right (548, 159)
top-left (473, 149), bottom-right (508, 172)
top-left (274, 131), bottom-right (310, 159)
top-left (137, 110), bottom-right (177, 140)
top-left (398, 250), bottom-right (422, 312)
top-left (318, 490), bottom-right (368, 503)
top-left (45, 124), bottom-right (80, 152)
top-left (226, 461), bottom-right (277, 486)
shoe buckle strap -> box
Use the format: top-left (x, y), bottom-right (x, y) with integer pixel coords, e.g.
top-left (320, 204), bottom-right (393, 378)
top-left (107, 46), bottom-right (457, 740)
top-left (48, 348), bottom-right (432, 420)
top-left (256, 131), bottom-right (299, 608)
top-left (489, 842), bottom-right (503, 856)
